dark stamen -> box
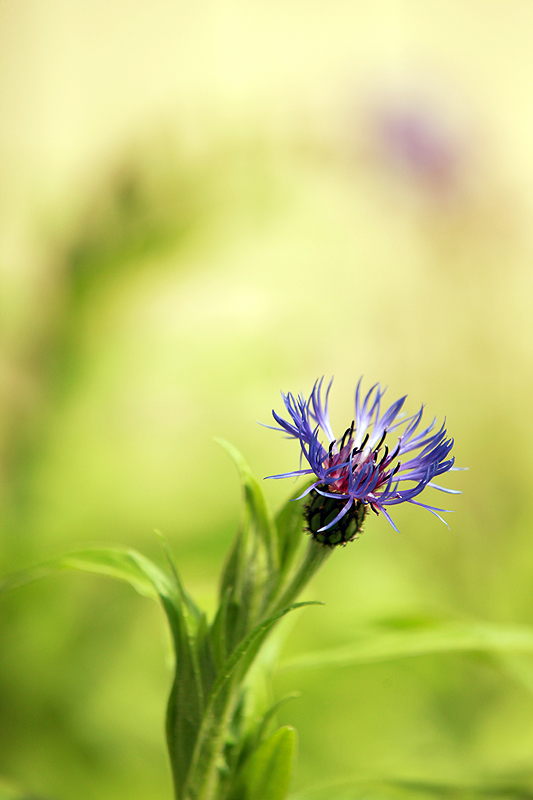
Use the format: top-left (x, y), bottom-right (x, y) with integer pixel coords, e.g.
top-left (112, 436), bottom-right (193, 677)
top-left (340, 421), bottom-right (355, 450)
top-left (374, 429), bottom-right (387, 453)
top-left (378, 446), bottom-right (389, 468)
top-left (328, 441), bottom-right (335, 458)
top-left (359, 433), bottom-right (369, 452)
top-left (389, 443), bottom-right (401, 461)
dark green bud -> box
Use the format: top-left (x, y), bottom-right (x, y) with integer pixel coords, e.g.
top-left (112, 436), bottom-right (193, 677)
top-left (304, 489), bottom-right (367, 547)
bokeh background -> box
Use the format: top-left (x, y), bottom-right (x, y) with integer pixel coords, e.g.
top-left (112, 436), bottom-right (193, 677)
top-left (2, 1), bottom-right (533, 798)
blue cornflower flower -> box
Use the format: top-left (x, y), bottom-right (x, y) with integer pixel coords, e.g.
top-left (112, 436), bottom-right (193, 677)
top-left (265, 378), bottom-right (458, 546)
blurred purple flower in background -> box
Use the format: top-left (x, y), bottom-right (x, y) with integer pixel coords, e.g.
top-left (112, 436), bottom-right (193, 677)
top-left (266, 379), bottom-right (458, 546)
top-left (357, 76), bottom-right (474, 203)
top-left (377, 105), bottom-right (461, 190)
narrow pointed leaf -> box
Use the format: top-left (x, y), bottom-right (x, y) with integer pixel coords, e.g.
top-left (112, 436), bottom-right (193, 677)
top-left (288, 776), bottom-right (533, 800)
top-left (210, 587), bottom-right (231, 670)
top-left (226, 726), bottom-right (296, 800)
top-left (215, 439), bottom-right (277, 568)
top-left (215, 439), bottom-right (279, 655)
top-left (184, 601), bottom-right (322, 800)
top-left (252, 692), bottom-right (301, 749)
top-left (195, 611), bottom-right (218, 701)
top-left (0, 776), bottom-right (51, 800)
top-left (493, 652), bottom-right (533, 696)
top-left (155, 528), bottom-right (202, 621)
top-left (0, 549), bottom-right (203, 800)
top-left (0, 547), bottom-right (174, 602)
top-left (236, 692), bottom-right (301, 770)
top-left (280, 619), bottom-right (533, 672)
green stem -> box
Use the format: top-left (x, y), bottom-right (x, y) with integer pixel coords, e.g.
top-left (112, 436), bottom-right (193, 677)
top-left (267, 538), bottom-right (332, 618)
top-left (176, 541), bottom-right (331, 800)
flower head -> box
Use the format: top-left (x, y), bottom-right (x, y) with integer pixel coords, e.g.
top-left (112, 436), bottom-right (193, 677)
top-left (265, 378), bottom-right (458, 546)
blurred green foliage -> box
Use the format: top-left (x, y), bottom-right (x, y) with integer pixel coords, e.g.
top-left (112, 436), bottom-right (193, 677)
top-left (2, 3), bottom-right (533, 799)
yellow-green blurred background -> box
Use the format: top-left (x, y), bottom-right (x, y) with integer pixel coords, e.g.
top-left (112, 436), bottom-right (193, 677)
top-left (2, 1), bottom-right (533, 798)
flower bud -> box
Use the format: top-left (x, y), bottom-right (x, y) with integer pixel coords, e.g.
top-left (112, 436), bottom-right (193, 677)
top-left (304, 490), bottom-right (367, 547)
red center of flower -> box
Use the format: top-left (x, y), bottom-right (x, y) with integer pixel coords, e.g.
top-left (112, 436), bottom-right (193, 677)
top-left (323, 426), bottom-right (401, 499)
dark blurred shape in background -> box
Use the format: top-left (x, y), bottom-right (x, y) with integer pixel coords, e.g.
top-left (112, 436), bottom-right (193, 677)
top-left (373, 96), bottom-right (466, 195)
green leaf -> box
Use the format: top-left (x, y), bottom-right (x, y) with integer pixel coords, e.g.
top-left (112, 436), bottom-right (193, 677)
top-left (0, 775), bottom-right (55, 799)
top-left (252, 692), bottom-right (302, 750)
top-left (226, 726), bottom-right (296, 800)
top-left (383, 777), bottom-right (533, 799)
top-left (195, 611), bottom-right (218, 702)
top-left (493, 652), bottom-right (533, 696)
top-left (215, 439), bottom-right (277, 569)
top-left (0, 547), bottom-right (174, 602)
top-left (154, 528), bottom-right (202, 622)
top-left (280, 618), bottom-right (533, 672)
top-left (233, 691), bottom-right (301, 775)
top-left (184, 601), bottom-right (322, 800)
top-left (288, 776), bottom-right (533, 800)
top-left (210, 586), bottom-right (231, 670)
top-left (214, 439), bottom-right (278, 655)
top-left (0, 548), bottom-right (203, 800)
